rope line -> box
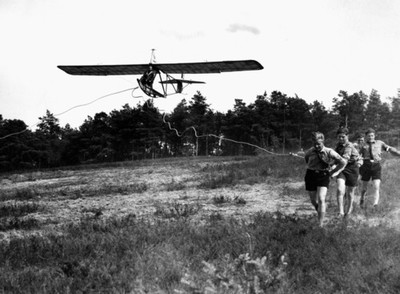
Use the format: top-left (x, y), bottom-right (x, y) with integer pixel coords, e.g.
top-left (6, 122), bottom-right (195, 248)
top-left (0, 128), bottom-right (32, 140)
top-left (162, 113), bottom-right (287, 156)
top-left (54, 87), bottom-right (138, 116)
top-left (0, 87), bottom-right (139, 140)
top-left (2, 85), bottom-right (296, 159)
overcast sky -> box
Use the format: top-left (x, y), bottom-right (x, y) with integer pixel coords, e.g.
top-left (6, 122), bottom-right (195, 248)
top-left (1, 0), bottom-right (400, 128)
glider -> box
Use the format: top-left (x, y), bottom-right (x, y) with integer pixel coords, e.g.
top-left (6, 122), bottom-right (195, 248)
top-left (58, 59), bottom-right (263, 98)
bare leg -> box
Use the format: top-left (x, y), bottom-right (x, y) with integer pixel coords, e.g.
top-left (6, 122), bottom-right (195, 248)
top-left (345, 186), bottom-right (356, 215)
top-left (308, 191), bottom-right (318, 212)
top-left (336, 178), bottom-right (346, 216)
top-left (360, 180), bottom-right (369, 208)
top-left (371, 179), bottom-right (381, 206)
top-left (317, 186), bottom-right (328, 227)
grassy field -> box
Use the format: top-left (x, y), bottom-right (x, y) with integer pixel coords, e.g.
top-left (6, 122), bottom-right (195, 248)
top-left (1, 155), bottom-right (400, 293)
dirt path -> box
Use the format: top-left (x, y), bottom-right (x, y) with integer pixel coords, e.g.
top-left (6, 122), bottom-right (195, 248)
top-left (1, 160), bottom-right (399, 241)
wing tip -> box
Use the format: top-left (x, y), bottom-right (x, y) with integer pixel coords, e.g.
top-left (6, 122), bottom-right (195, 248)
top-left (247, 60), bottom-right (264, 70)
top-left (57, 65), bottom-right (73, 75)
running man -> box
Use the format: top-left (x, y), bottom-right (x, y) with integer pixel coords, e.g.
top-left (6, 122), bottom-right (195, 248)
top-left (353, 133), bottom-right (365, 154)
top-left (304, 132), bottom-right (346, 226)
top-left (359, 128), bottom-right (400, 208)
top-left (334, 127), bottom-right (363, 217)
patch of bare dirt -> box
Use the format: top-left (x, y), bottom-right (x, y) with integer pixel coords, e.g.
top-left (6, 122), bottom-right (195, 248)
top-left (1, 159), bottom-right (399, 241)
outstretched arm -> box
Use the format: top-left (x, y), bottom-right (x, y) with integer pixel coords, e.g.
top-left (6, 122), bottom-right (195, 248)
top-left (329, 154), bottom-right (347, 178)
top-left (381, 141), bottom-right (400, 157)
top-left (289, 152), bottom-right (305, 159)
top-left (330, 162), bottom-right (346, 178)
top-left (388, 147), bottom-right (400, 157)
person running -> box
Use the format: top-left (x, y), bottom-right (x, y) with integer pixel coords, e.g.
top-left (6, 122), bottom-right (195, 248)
top-left (304, 132), bottom-right (346, 226)
top-left (359, 128), bottom-right (400, 208)
top-left (353, 133), bottom-right (365, 154)
top-left (334, 127), bottom-right (363, 217)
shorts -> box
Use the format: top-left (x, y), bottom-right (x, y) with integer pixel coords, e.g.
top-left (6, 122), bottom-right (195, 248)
top-left (360, 162), bottom-right (381, 181)
top-left (337, 164), bottom-right (359, 187)
top-left (305, 169), bottom-right (330, 191)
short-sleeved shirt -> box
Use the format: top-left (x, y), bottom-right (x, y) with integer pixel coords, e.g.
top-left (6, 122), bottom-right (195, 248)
top-left (335, 141), bottom-right (362, 166)
top-left (359, 140), bottom-right (390, 163)
top-left (304, 146), bottom-right (344, 171)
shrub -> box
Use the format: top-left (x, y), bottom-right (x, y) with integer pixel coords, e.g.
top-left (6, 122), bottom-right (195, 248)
top-left (0, 188), bottom-right (39, 201)
top-left (154, 201), bottom-right (202, 219)
top-left (0, 217), bottom-right (40, 231)
top-left (0, 202), bottom-right (41, 217)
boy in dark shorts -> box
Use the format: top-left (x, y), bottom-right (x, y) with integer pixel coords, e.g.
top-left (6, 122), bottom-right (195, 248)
top-left (334, 127), bottom-right (363, 217)
top-left (304, 132), bottom-right (346, 226)
top-left (359, 128), bottom-right (400, 208)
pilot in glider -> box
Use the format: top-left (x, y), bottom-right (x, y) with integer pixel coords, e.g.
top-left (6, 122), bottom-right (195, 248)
top-left (58, 56), bottom-right (263, 98)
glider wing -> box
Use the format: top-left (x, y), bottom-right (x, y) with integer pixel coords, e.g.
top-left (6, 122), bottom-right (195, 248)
top-left (57, 60), bottom-right (263, 76)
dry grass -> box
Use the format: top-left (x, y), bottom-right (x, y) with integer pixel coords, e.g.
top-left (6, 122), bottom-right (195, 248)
top-left (1, 155), bottom-right (400, 293)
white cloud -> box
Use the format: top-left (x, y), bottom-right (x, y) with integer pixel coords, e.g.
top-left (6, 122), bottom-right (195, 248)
top-left (227, 23), bottom-right (260, 35)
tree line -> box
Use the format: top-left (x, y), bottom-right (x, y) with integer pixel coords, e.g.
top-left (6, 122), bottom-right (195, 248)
top-left (1, 89), bottom-right (400, 172)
